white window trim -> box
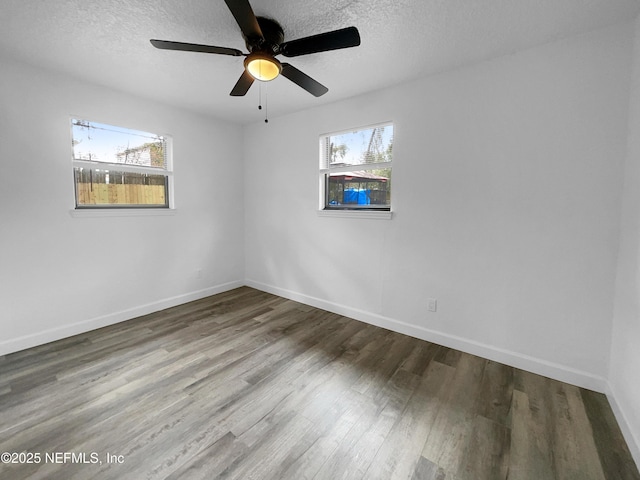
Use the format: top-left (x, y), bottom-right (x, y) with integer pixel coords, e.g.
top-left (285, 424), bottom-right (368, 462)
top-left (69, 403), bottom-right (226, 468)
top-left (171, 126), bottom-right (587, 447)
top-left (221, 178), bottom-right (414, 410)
top-left (72, 159), bottom-right (170, 176)
top-left (316, 209), bottom-right (392, 220)
top-left (319, 160), bottom-right (393, 177)
top-left (69, 208), bottom-right (177, 218)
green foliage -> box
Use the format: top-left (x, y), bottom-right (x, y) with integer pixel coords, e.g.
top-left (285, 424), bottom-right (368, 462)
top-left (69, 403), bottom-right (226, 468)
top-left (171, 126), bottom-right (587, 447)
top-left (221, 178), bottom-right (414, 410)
top-left (330, 142), bottom-right (348, 163)
top-left (147, 142), bottom-right (165, 167)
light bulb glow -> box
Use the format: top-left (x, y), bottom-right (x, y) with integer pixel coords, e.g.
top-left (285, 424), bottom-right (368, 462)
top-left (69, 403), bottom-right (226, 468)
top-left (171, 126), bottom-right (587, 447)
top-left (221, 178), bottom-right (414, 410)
top-left (245, 55), bottom-right (281, 82)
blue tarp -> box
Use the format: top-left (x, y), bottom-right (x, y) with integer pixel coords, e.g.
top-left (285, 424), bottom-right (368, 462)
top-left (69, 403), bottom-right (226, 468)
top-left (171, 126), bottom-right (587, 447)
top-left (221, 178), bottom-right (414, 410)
top-left (344, 188), bottom-right (371, 205)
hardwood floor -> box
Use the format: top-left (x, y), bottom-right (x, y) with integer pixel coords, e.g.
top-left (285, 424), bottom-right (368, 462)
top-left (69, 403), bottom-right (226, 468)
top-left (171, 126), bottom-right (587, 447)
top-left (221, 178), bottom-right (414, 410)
top-left (0, 287), bottom-right (638, 480)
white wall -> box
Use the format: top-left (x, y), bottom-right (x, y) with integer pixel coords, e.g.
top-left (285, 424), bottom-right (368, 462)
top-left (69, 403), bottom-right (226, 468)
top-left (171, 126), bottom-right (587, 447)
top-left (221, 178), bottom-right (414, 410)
top-left (244, 22), bottom-right (633, 391)
top-left (610, 15), bottom-right (640, 466)
top-left (0, 56), bottom-right (245, 354)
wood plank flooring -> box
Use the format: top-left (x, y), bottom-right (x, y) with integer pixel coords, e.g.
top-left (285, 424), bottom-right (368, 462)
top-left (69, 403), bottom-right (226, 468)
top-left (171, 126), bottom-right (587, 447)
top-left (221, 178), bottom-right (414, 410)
top-left (0, 287), bottom-right (638, 480)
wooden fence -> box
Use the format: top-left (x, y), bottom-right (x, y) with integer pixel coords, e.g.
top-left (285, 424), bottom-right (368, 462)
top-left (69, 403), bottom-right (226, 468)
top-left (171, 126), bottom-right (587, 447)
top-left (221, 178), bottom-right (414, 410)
top-left (75, 183), bottom-right (167, 206)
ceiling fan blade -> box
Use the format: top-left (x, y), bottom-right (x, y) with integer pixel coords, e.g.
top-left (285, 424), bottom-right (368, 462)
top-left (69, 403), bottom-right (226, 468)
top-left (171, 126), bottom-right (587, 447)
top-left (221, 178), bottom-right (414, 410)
top-left (230, 70), bottom-right (255, 96)
top-left (280, 26), bottom-right (360, 57)
top-left (223, 0), bottom-right (263, 42)
top-left (281, 63), bottom-right (328, 97)
top-left (150, 39), bottom-right (243, 56)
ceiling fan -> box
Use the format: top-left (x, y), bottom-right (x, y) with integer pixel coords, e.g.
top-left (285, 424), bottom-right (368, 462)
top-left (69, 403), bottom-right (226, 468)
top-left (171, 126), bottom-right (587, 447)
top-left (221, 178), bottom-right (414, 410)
top-left (150, 0), bottom-right (361, 97)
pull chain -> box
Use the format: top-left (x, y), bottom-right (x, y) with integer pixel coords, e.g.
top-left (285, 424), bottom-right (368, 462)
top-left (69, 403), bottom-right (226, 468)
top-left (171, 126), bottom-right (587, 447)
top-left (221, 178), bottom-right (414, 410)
top-left (257, 83), bottom-right (269, 124)
top-left (264, 84), bottom-right (268, 123)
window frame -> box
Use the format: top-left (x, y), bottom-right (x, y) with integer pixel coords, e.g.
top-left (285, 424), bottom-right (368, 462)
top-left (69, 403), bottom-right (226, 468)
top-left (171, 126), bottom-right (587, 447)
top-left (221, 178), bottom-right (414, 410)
top-left (319, 121), bottom-right (393, 214)
top-left (70, 117), bottom-right (174, 211)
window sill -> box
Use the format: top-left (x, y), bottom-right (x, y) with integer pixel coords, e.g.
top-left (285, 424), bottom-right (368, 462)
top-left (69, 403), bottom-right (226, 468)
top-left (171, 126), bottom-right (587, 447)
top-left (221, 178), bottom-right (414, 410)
top-left (317, 209), bottom-right (393, 220)
top-left (69, 208), bottom-right (176, 218)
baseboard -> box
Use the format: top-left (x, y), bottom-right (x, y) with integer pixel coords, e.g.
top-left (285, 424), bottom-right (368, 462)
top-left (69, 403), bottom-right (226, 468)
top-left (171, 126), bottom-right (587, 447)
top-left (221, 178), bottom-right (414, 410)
top-left (605, 381), bottom-right (640, 469)
top-left (0, 280), bottom-right (244, 357)
top-left (0, 277), bottom-right (611, 394)
top-left (245, 279), bottom-right (608, 393)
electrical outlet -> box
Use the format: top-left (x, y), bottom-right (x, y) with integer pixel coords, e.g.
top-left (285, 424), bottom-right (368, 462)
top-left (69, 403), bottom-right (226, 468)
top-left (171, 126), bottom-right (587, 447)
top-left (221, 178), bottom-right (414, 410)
top-left (427, 298), bottom-right (437, 312)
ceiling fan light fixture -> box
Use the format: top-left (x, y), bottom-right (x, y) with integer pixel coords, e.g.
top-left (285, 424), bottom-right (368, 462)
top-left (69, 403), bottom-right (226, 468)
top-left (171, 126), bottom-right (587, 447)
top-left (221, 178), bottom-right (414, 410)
top-left (245, 53), bottom-right (281, 81)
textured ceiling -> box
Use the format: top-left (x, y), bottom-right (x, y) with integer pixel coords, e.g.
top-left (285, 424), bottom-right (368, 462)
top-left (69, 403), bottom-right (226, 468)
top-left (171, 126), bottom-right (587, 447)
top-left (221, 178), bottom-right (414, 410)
top-left (1, 0), bottom-right (639, 124)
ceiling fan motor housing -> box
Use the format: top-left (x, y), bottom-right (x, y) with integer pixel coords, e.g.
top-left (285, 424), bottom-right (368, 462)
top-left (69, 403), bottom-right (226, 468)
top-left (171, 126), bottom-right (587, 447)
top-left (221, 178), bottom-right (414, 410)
top-left (245, 17), bottom-right (284, 54)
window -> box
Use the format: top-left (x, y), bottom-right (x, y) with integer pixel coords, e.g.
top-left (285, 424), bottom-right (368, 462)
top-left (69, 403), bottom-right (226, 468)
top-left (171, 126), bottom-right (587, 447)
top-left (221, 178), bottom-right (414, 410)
top-left (71, 119), bottom-right (172, 208)
top-left (320, 122), bottom-right (393, 211)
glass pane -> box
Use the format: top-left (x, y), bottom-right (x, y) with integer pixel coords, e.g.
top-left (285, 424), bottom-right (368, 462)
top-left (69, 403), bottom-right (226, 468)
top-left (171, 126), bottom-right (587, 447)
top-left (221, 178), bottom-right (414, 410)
top-left (74, 167), bottom-right (168, 207)
top-left (71, 119), bottom-right (166, 169)
top-left (326, 169), bottom-right (391, 208)
top-left (325, 124), bottom-right (393, 169)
